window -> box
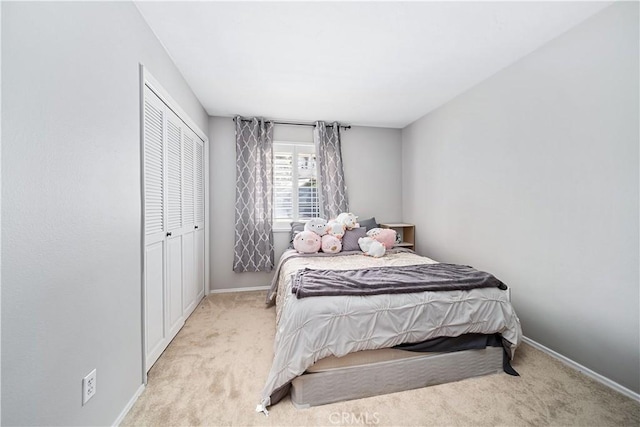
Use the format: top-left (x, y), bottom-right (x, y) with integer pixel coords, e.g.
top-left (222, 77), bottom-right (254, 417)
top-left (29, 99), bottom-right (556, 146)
top-left (273, 142), bottom-right (319, 228)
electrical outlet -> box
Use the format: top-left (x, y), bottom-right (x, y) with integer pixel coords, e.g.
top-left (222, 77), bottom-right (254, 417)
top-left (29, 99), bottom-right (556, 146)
top-left (82, 369), bottom-right (97, 405)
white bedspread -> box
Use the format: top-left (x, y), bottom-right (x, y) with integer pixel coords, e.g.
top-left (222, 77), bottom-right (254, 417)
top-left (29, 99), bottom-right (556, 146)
top-left (260, 250), bottom-right (522, 409)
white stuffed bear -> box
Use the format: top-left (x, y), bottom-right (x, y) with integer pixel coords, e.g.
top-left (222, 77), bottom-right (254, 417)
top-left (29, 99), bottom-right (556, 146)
top-left (358, 236), bottom-right (386, 258)
top-left (293, 230), bottom-right (321, 254)
top-left (326, 220), bottom-right (346, 239)
top-left (304, 218), bottom-right (328, 236)
top-left (336, 212), bottom-right (360, 230)
top-left (321, 234), bottom-right (342, 254)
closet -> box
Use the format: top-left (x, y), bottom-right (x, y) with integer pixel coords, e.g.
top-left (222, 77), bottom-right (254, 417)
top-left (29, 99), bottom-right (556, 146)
top-left (142, 78), bottom-right (207, 371)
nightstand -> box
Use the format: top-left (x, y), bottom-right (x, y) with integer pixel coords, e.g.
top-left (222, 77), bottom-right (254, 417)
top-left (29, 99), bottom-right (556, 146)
top-left (379, 223), bottom-right (415, 251)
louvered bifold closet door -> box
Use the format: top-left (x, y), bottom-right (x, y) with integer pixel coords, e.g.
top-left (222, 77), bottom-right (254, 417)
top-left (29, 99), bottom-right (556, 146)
top-left (181, 128), bottom-right (198, 316)
top-left (143, 86), bottom-right (168, 369)
top-left (143, 78), bottom-right (207, 372)
top-left (194, 137), bottom-right (206, 302)
top-left (165, 108), bottom-right (186, 341)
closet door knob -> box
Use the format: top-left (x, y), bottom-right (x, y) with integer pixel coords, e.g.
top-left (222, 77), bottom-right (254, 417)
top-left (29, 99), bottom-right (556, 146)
top-left (194, 225), bottom-right (199, 229)
top-left (166, 232), bottom-right (172, 237)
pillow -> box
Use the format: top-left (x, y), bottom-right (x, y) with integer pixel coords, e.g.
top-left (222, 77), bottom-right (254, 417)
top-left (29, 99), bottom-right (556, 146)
top-left (341, 227), bottom-right (367, 251)
top-left (289, 221), bottom-right (306, 249)
top-left (358, 217), bottom-right (378, 232)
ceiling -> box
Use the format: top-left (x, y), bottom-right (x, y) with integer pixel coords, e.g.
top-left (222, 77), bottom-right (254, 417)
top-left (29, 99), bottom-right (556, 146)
top-left (135, 1), bottom-right (612, 128)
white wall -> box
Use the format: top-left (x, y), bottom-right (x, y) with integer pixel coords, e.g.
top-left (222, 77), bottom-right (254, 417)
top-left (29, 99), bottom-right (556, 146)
top-left (1, 2), bottom-right (208, 425)
top-left (209, 117), bottom-right (402, 291)
top-left (402, 2), bottom-right (639, 393)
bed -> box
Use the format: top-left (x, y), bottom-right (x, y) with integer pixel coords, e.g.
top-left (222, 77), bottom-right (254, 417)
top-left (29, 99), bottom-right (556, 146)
top-left (258, 248), bottom-right (522, 413)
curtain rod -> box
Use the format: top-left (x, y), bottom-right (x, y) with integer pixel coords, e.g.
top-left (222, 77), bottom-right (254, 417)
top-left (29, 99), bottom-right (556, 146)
top-left (233, 116), bottom-right (351, 130)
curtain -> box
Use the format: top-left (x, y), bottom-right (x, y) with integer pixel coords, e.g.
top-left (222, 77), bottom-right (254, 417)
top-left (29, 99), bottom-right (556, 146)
top-left (233, 116), bottom-right (275, 272)
top-left (314, 121), bottom-right (349, 219)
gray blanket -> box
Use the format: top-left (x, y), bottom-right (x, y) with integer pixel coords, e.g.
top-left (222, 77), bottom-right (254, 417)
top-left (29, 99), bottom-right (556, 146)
top-left (292, 263), bottom-right (507, 298)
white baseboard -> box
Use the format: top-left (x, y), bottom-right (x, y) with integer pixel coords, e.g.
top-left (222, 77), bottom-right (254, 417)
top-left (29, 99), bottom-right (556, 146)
top-left (522, 336), bottom-right (639, 402)
top-left (209, 285), bottom-right (270, 294)
top-left (113, 383), bottom-right (145, 426)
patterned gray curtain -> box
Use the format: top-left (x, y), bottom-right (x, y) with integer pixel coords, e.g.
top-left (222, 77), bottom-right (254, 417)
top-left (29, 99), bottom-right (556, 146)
top-left (314, 121), bottom-right (349, 219)
top-left (233, 116), bottom-right (274, 272)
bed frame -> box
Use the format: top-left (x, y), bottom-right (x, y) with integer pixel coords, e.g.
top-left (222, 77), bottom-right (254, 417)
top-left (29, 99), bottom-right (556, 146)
top-left (291, 346), bottom-right (503, 408)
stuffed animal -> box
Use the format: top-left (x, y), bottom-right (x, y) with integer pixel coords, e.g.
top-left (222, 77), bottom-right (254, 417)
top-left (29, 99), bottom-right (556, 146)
top-left (336, 212), bottom-right (359, 230)
top-left (321, 234), bottom-right (342, 254)
top-left (326, 220), bottom-right (346, 239)
top-left (293, 230), bottom-right (321, 254)
top-left (358, 237), bottom-right (386, 258)
top-left (367, 228), bottom-right (397, 249)
top-left (304, 218), bottom-right (328, 236)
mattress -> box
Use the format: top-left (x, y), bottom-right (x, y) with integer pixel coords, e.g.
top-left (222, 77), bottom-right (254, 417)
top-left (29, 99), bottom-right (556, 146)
top-left (291, 346), bottom-right (504, 408)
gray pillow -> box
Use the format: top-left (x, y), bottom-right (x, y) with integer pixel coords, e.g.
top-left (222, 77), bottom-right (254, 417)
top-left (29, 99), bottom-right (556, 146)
top-left (341, 227), bottom-right (367, 251)
top-left (359, 217), bottom-right (378, 232)
top-left (289, 221), bottom-right (306, 249)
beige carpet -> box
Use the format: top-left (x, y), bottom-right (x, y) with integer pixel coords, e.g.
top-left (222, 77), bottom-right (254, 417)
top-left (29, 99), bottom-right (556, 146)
top-left (122, 292), bottom-right (640, 426)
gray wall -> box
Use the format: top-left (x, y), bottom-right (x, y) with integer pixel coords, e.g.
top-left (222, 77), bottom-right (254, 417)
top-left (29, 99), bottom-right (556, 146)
top-left (209, 117), bottom-right (402, 291)
top-left (1, 2), bottom-right (208, 425)
top-left (1, 3), bottom-right (3, 421)
top-left (402, 2), bottom-right (639, 393)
